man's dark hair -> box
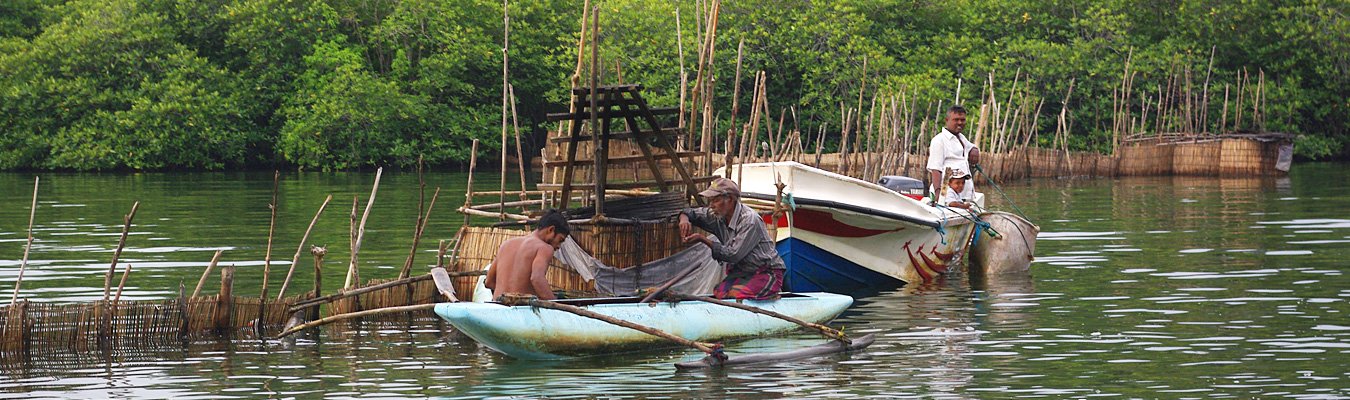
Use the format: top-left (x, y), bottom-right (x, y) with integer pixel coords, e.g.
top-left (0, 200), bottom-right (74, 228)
top-left (948, 105), bottom-right (967, 115)
top-left (536, 209), bottom-right (571, 236)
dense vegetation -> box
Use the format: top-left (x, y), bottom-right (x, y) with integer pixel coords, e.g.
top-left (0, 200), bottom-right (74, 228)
top-left (1, 0), bottom-right (1345, 171)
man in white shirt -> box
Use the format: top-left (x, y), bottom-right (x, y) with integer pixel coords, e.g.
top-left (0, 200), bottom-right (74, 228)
top-left (926, 106), bottom-right (981, 198)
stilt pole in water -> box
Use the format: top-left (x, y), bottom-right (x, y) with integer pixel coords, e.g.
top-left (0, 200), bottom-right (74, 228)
top-left (192, 250), bottom-right (224, 299)
top-left (464, 140), bottom-right (479, 228)
top-left (346, 168), bottom-right (383, 289)
top-left (400, 186), bottom-right (440, 279)
top-left (258, 171), bottom-right (279, 335)
top-left (102, 202), bottom-right (140, 301)
top-left (310, 246), bottom-right (326, 321)
top-left (10, 176), bottom-right (38, 303)
top-left (279, 195), bottom-right (332, 300)
top-left (214, 266), bottom-right (235, 334)
top-left (276, 303), bottom-right (437, 338)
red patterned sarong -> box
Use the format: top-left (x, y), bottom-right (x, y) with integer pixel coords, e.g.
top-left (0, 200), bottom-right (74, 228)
top-left (713, 265), bottom-right (783, 300)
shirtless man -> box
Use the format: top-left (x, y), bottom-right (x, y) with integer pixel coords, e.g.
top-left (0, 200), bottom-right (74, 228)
top-left (484, 209), bottom-right (571, 300)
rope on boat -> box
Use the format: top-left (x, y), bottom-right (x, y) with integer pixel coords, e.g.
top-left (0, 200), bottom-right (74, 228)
top-left (933, 205), bottom-right (999, 248)
top-left (973, 164), bottom-right (1035, 224)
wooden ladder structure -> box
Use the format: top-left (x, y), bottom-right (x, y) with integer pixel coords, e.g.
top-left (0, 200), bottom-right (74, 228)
top-left (544, 84), bottom-right (714, 218)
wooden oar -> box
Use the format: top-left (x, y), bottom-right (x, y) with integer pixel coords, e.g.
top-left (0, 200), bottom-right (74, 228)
top-left (675, 333), bottom-right (876, 369)
top-left (663, 293), bottom-right (850, 344)
top-left (501, 295), bottom-right (726, 363)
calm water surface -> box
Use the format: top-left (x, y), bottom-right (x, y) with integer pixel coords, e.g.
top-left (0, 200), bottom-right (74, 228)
top-left (0, 164), bottom-right (1347, 398)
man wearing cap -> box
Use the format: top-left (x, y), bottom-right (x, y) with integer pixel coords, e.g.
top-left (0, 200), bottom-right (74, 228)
top-left (927, 105), bottom-right (981, 199)
top-left (679, 177), bottom-right (786, 300)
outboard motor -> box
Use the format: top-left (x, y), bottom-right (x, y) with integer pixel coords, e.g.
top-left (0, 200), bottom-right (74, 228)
top-left (877, 176), bottom-right (926, 200)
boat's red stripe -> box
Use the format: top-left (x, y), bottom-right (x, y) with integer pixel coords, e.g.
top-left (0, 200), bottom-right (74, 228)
top-left (903, 241), bottom-right (933, 281)
top-left (918, 248), bottom-right (948, 275)
top-left (763, 208), bottom-right (902, 238)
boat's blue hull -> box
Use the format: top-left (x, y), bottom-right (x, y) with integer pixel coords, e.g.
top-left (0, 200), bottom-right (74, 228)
top-left (779, 237), bottom-right (903, 295)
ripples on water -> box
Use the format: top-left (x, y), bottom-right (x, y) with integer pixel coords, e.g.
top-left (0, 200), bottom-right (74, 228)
top-left (1, 166), bottom-right (1348, 398)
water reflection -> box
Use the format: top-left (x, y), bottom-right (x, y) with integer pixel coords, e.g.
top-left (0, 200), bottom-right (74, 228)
top-left (1, 164), bottom-right (1348, 397)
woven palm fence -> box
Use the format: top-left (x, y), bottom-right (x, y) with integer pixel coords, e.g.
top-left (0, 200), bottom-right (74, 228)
top-left (0, 292), bottom-right (312, 357)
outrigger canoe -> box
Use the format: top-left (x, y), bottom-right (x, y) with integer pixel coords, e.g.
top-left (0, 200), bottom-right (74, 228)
top-left (433, 292), bottom-right (853, 360)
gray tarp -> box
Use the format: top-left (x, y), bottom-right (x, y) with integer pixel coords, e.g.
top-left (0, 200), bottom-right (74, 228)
top-left (472, 237), bottom-right (726, 301)
top-left (556, 237), bottom-right (725, 297)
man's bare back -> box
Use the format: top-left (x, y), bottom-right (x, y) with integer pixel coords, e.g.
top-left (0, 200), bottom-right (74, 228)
top-left (485, 231), bottom-right (561, 300)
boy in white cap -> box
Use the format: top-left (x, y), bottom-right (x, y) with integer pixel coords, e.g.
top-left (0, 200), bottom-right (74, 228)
top-left (940, 171), bottom-right (973, 209)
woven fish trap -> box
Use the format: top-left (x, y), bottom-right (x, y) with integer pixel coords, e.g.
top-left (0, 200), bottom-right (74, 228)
top-left (1173, 140), bottom-right (1221, 176)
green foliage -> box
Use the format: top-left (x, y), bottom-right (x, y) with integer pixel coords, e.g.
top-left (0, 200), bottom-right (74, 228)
top-left (1, 0), bottom-right (254, 170)
top-left (278, 40), bottom-right (473, 169)
top-left (0, 0), bottom-right (1344, 170)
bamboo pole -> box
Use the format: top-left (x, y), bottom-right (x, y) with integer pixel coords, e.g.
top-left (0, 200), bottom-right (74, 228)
top-left (727, 38), bottom-right (745, 171)
top-left (10, 177), bottom-right (38, 303)
top-left (347, 196), bottom-right (358, 286)
top-left (310, 246), bottom-right (326, 321)
top-left (216, 266), bottom-right (237, 333)
top-left (499, 0), bottom-right (512, 217)
top-left (345, 167), bottom-right (383, 289)
top-left (277, 195), bottom-right (332, 300)
top-left (459, 207), bottom-right (531, 221)
top-left (192, 250), bottom-right (224, 298)
top-left (257, 171), bottom-right (280, 333)
top-left (399, 188), bottom-right (440, 279)
top-left (509, 85), bottom-right (528, 201)
top-left (289, 269), bottom-right (484, 314)
top-left (112, 263), bottom-right (133, 305)
top-left (464, 139), bottom-right (479, 227)
top-left (588, 5), bottom-right (601, 215)
top-left (675, 7), bottom-right (686, 133)
top-left (276, 303), bottom-right (437, 338)
top-left (101, 202), bottom-right (139, 302)
top-left (436, 240), bottom-right (450, 269)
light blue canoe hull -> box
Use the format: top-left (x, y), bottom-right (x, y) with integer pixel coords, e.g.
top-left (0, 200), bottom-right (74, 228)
top-left (434, 292), bottom-right (854, 360)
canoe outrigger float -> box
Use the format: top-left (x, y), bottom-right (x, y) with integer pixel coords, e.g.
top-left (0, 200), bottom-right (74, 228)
top-left (433, 292), bottom-right (856, 361)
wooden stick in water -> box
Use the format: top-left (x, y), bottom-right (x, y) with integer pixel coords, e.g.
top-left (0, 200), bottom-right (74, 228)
top-left (10, 176), bottom-right (38, 303)
top-left (103, 201), bottom-right (140, 301)
top-left (276, 303), bottom-right (437, 338)
top-left (112, 263), bottom-right (133, 305)
top-left (192, 250), bottom-right (224, 298)
top-left (509, 85), bottom-right (529, 201)
top-left (346, 167), bottom-right (383, 288)
top-left (258, 171), bottom-right (280, 333)
top-left (400, 187), bottom-right (441, 279)
top-left (500, 0), bottom-right (511, 217)
top-left (310, 246), bottom-right (326, 321)
top-left (464, 139), bottom-right (479, 227)
top-left (278, 195), bottom-right (332, 300)
top-left (290, 269), bottom-right (485, 313)
top-left (436, 239), bottom-right (449, 269)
